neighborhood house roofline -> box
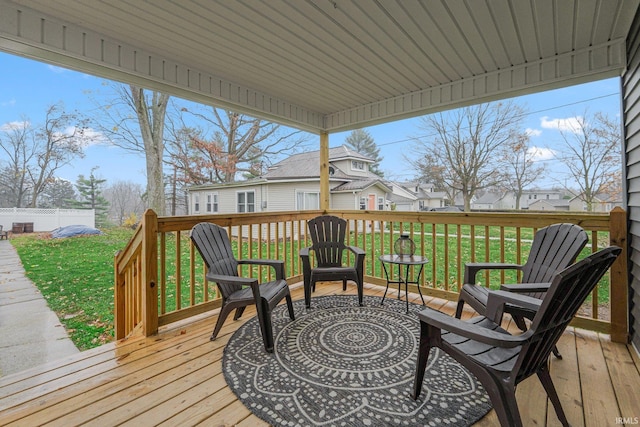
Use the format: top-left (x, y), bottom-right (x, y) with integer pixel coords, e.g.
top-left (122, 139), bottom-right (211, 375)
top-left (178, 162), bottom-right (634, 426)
top-left (188, 179), bottom-right (268, 192)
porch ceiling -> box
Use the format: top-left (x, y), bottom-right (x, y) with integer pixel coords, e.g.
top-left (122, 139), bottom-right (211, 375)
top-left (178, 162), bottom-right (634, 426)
top-left (0, 0), bottom-right (638, 133)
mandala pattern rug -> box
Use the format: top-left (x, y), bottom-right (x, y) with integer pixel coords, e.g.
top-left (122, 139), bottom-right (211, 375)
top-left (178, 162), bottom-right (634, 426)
top-left (223, 295), bottom-right (491, 427)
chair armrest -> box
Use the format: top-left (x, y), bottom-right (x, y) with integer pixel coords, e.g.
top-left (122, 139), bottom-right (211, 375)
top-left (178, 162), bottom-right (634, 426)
top-left (347, 245), bottom-right (366, 267)
top-left (500, 282), bottom-right (551, 293)
top-left (464, 262), bottom-right (523, 284)
top-left (417, 308), bottom-right (526, 348)
top-left (206, 272), bottom-right (257, 287)
top-left (347, 245), bottom-right (365, 256)
top-left (238, 259), bottom-right (285, 280)
top-left (485, 290), bottom-right (543, 324)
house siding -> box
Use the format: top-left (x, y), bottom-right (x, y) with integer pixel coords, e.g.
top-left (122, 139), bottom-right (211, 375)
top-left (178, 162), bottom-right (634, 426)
top-left (624, 13), bottom-right (640, 351)
top-left (269, 181), bottom-right (320, 211)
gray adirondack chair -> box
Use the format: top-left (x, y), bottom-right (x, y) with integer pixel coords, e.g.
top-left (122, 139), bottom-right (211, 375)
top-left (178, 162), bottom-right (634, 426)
top-left (190, 222), bottom-right (295, 353)
top-left (455, 223), bottom-right (588, 352)
top-left (300, 215), bottom-right (365, 308)
top-left (413, 246), bottom-right (621, 427)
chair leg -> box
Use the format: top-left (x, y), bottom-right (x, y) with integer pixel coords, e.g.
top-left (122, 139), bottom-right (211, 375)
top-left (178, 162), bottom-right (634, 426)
top-left (233, 306), bottom-right (246, 320)
top-left (285, 293), bottom-right (295, 320)
top-left (357, 280), bottom-right (364, 307)
top-left (537, 364), bottom-right (569, 426)
top-left (342, 279), bottom-right (347, 291)
top-left (255, 300), bottom-right (274, 353)
top-left (454, 299), bottom-right (465, 318)
top-left (412, 322), bottom-right (434, 399)
top-left (481, 377), bottom-right (522, 427)
top-left (210, 304), bottom-right (235, 341)
top-left (304, 280), bottom-right (313, 309)
top-left (511, 314), bottom-right (528, 331)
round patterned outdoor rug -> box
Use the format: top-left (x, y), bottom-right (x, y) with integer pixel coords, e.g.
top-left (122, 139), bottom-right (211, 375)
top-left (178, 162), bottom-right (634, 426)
top-left (223, 295), bottom-right (491, 427)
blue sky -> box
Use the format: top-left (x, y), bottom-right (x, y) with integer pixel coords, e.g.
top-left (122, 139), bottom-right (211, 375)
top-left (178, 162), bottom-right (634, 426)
top-left (0, 52), bottom-right (623, 189)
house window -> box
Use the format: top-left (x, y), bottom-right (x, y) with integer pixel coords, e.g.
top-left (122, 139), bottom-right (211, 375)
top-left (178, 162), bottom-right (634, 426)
top-left (237, 191), bottom-right (255, 213)
top-left (352, 160), bottom-right (365, 171)
top-left (194, 195), bottom-right (200, 213)
top-left (378, 196), bottom-right (384, 210)
top-left (206, 193), bottom-right (218, 213)
top-left (296, 191), bottom-right (319, 210)
top-left (359, 197), bottom-right (366, 210)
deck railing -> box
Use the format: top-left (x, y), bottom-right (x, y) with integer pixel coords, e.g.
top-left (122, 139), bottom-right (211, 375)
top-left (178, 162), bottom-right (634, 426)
top-left (114, 207), bottom-right (628, 343)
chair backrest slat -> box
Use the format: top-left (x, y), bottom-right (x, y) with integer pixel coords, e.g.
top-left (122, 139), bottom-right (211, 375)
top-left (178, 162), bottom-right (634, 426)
top-left (307, 215), bottom-right (348, 268)
top-left (521, 223), bottom-right (589, 284)
top-left (190, 223), bottom-right (240, 298)
top-left (515, 246), bottom-right (620, 381)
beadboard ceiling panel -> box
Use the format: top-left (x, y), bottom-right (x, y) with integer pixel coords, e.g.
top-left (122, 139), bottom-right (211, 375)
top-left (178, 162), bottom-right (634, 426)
top-left (0, 0), bottom-right (637, 132)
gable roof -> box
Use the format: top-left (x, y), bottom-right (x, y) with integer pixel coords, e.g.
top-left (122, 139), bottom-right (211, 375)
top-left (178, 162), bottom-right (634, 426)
top-left (263, 145), bottom-right (375, 180)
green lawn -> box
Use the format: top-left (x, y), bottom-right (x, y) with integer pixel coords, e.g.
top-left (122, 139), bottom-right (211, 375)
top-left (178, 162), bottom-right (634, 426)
top-left (9, 225), bottom-right (609, 351)
top-left (11, 228), bottom-right (134, 351)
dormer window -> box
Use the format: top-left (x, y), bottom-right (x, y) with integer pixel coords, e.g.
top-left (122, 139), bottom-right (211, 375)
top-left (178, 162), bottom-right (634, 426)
top-left (352, 160), bottom-right (365, 171)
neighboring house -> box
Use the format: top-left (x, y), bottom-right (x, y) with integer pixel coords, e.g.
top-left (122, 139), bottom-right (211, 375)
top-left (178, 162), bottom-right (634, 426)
top-left (388, 181), bottom-right (448, 211)
top-left (569, 193), bottom-right (623, 212)
top-left (472, 189), bottom-right (565, 210)
top-left (528, 199), bottom-right (571, 211)
top-left (472, 192), bottom-right (504, 210)
top-left (187, 145), bottom-right (393, 215)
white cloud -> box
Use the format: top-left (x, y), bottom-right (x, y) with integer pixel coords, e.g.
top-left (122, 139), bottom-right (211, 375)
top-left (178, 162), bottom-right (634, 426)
top-left (62, 126), bottom-right (107, 147)
top-left (528, 146), bottom-right (555, 161)
top-left (525, 128), bottom-right (542, 137)
top-left (540, 115), bottom-right (585, 133)
top-left (1, 98), bottom-right (16, 107)
top-left (47, 64), bottom-right (67, 74)
top-left (0, 120), bottom-right (29, 132)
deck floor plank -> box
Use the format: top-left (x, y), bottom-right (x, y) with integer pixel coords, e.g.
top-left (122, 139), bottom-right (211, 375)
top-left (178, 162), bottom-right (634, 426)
top-left (547, 330), bottom-right (585, 427)
top-left (0, 282), bottom-right (637, 427)
top-left (599, 334), bottom-right (640, 421)
top-left (576, 329), bottom-right (622, 427)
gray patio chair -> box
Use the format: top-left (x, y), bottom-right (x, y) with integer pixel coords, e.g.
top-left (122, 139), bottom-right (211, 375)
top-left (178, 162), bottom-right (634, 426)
top-left (190, 222), bottom-right (295, 353)
top-left (413, 246), bottom-right (621, 427)
top-left (300, 215), bottom-right (365, 308)
top-left (455, 223), bottom-right (588, 357)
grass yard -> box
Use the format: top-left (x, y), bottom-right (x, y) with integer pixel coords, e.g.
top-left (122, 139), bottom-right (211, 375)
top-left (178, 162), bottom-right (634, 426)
top-left (11, 228), bottom-right (135, 350)
top-left (9, 223), bottom-right (610, 351)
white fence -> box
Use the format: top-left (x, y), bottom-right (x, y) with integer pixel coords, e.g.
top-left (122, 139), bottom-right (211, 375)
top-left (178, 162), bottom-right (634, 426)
top-left (0, 208), bottom-right (95, 232)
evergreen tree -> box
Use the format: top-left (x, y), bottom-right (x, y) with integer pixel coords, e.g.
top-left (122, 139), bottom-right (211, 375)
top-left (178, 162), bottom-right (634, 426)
top-left (344, 129), bottom-right (384, 177)
top-left (71, 167), bottom-right (110, 226)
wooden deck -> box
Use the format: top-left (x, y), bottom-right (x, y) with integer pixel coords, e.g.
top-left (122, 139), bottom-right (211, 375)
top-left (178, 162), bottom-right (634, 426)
top-left (1, 282), bottom-right (639, 426)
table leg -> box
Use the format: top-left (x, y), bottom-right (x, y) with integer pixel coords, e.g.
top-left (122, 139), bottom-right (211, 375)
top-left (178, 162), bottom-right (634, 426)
top-left (380, 262), bottom-right (391, 306)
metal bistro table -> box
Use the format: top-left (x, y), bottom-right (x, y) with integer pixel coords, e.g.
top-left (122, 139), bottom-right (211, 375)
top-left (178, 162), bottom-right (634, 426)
top-left (379, 254), bottom-right (429, 313)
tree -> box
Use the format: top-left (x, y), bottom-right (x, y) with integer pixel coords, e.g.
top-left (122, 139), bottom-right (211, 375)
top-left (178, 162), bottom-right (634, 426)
top-left (409, 101), bottom-right (526, 211)
top-left (39, 178), bottom-right (77, 208)
top-left (556, 111), bottom-right (622, 211)
top-left (71, 168), bottom-right (110, 226)
top-left (103, 180), bottom-right (145, 226)
top-left (0, 104), bottom-right (89, 207)
top-left (93, 84), bottom-right (169, 215)
top-left (498, 131), bottom-right (545, 209)
top-left (173, 108), bottom-right (309, 184)
top-left (344, 129), bottom-right (384, 177)
top-left (0, 119), bottom-right (32, 207)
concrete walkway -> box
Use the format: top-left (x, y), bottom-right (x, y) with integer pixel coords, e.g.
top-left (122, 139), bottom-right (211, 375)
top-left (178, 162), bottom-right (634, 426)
top-left (0, 239), bottom-right (78, 377)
